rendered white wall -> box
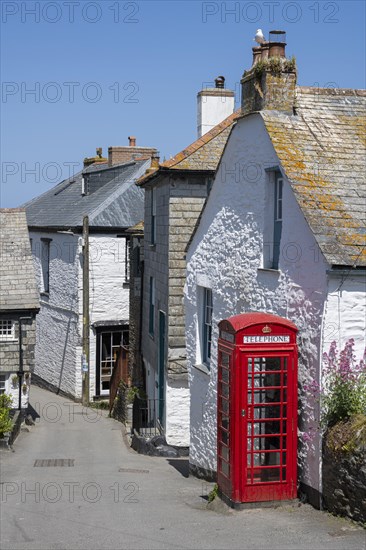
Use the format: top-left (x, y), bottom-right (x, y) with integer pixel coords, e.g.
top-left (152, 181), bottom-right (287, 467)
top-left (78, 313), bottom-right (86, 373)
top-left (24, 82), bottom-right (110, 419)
top-left (31, 232), bottom-right (80, 397)
top-left (185, 114), bottom-right (329, 493)
top-left (197, 93), bottom-right (235, 137)
top-left (165, 378), bottom-right (190, 447)
top-left (88, 235), bottom-right (130, 398)
top-left (32, 232), bottom-right (130, 400)
top-left (323, 275), bottom-right (366, 360)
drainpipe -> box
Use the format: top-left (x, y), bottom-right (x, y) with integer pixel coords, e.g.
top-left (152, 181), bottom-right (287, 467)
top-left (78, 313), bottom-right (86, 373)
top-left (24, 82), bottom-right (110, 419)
top-left (82, 215), bottom-right (90, 406)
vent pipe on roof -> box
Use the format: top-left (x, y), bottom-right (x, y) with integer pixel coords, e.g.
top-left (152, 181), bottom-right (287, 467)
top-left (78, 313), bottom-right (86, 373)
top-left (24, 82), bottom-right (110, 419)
top-left (81, 177), bottom-right (86, 196)
top-left (151, 152), bottom-right (160, 169)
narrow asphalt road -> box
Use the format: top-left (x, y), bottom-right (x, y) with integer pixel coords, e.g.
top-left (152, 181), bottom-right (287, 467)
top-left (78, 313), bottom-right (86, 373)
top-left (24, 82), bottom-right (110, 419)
top-left (0, 386), bottom-right (365, 550)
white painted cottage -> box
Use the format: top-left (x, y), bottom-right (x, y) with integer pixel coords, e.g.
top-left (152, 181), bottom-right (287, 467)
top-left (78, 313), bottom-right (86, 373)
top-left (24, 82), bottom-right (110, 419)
top-left (184, 38), bottom-right (366, 507)
top-left (24, 143), bottom-right (156, 401)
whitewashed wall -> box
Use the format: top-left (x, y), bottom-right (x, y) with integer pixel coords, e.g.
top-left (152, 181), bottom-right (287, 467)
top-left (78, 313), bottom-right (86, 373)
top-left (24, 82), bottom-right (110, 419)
top-left (32, 232), bottom-right (129, 400)
top-left (165, 379), bottom-right (190, 447)
top-left (322, 274), bottom-right (366, 361)
top-left (184, 113), bottom-right (329, 494)
top-left (31, 231), bottom-right (80, 398)
top-left (87, 234), bottom-right (130, 397)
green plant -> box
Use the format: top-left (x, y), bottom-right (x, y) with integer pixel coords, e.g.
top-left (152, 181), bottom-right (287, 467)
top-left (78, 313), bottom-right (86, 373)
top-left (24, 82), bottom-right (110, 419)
top-left (126, 386), bottom-right (147, 403)
top-left (0, 394), bottom-right (13, 437)
top-left (326, 414), bottom-right (366, 454)
top-left (89, 400), bottom-right (109, 410)
top-left (22, 383), bottom-right (28, 395)
top-left (253, 59), bottom-right (267, 79)
top-left (207, 483), bottom-right (218, 503)
top-left (268, 56), bottom-right (282, 76)
top-left (284, 55), bottom-right (296, 72)
top-left (322, 339), bottom-right (366, 427)
top-left (11, 374), bottom-right (19, 387)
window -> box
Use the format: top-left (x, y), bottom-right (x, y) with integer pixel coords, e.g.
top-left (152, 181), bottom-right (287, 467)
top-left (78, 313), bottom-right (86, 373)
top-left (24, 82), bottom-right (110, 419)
top-left (202, 288), bottom-right (213, 366)
top-left (0, 374), bottom-right (6, 395)
top-left (41, 238), bottom-right (51, 293)
top-left (263, 172), bottom-right (283, 270)
top-left (125, 237), bottom-right (130, 283)
top-left (151, 188), bottom-right (156, 244)
top-left (273, 176), bottom-right (283, 270)
top-left (0, 320), bottom-right (15, 341)
top-left (149, 277), bottom-right (155, 336)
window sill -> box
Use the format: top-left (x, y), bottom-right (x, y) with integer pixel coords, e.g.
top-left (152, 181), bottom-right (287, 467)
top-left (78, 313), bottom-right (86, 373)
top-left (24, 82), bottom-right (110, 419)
top-left (257, 268), bottom-right (280, 274)
top-left (149, 244), bottom-right (156, 250)
top-left (193, 363), bottom-right (210, 376)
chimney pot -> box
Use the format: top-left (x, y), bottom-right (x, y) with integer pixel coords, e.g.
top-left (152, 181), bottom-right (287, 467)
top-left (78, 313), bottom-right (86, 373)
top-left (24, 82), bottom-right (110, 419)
top-left (215, 76), bottom-right (225, 89)
top-left (128, 136), bottom-right (136, 147)
top-left (252, 46), bottom-right (262, 66)
top-left (268, 30), bottom-right (287, 58)
top-left (96, 147), bottom-right (102, 158)
top-left (260, 43), bottom-right (269, 60)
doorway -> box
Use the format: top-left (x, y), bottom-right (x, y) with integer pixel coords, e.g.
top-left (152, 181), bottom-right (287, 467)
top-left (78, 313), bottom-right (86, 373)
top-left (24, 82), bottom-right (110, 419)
top-left (96, 328), bottom-right (129, 396)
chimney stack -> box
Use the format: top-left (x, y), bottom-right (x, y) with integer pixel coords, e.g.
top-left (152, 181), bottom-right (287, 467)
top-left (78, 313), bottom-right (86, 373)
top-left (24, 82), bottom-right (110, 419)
top-left (108, 137), bottom-right (157, 166)
top-left (242, 30), bottom-right (296, 115)
top-left (83, 147), bottom-right (107, 167)
top-left (197, 76), bottom-right (235, 138)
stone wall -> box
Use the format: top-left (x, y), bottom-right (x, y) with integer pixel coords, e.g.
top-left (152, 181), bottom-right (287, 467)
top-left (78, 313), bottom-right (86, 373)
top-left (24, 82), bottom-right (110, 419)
top-left (141, 175), bottom-right (208, 447)
top-left (323, 444), bottom-right (366, 523)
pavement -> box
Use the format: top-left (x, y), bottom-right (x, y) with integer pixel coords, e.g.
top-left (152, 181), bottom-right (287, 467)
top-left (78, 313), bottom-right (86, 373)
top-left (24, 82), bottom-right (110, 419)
top-left (0, 385), bottom-right (365, 550)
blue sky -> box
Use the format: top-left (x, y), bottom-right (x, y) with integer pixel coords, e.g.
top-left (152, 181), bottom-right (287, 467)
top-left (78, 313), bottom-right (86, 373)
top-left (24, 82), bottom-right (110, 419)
top-left (1, 0), bottom-right (365, 207)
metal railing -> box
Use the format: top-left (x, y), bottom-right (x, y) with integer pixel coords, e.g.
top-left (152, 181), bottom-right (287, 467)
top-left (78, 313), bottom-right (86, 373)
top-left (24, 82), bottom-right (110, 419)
top-left (132, 396), bottom-right (164, 438)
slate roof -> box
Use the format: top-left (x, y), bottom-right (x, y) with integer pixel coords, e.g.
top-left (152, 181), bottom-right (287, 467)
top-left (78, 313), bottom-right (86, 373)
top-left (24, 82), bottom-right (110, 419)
top-left (262, 87), bottom-right (366, 267)
top-left (0, 209), bottom-right (39, 311)
top-left (137, 109), bottom-right (240, 186)
top-left (24, 160), bottom-right (149, 229)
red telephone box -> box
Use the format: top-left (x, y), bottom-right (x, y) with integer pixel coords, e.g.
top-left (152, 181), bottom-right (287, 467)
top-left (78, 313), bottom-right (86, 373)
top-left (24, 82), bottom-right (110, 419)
top-left (217, 312), bottom-right (298, 506)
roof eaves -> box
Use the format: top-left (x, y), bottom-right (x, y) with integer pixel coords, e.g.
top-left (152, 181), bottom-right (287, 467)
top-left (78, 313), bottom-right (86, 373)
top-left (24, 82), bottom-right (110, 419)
top-left (162, 109), bottom-right (240, 169)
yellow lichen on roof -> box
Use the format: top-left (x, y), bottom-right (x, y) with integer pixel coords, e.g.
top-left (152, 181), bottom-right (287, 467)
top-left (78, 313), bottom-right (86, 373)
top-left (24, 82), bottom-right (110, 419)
top-left (262, 88), bottom-right (366, 266)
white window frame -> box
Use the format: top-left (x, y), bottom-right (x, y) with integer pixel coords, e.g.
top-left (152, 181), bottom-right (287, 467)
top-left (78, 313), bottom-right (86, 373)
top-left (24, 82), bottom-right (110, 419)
top-left (275, 177), bottom-right (283, 222)
top-left (0, 374), bottom-right (6, 394)
top-left (0, 320), bottom-right (16, 341)
top-left (262, 171), bottom-right (283, 270)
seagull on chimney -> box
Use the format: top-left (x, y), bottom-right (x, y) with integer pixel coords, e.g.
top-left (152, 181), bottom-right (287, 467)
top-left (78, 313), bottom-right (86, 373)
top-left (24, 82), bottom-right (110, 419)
top-left (254, 29), bottom-right (265, 45)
